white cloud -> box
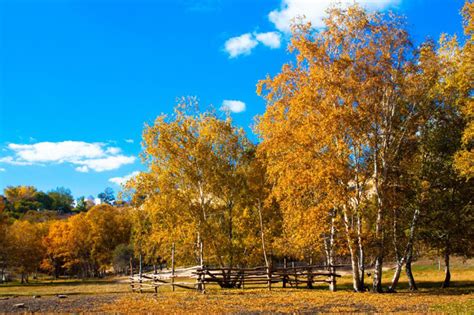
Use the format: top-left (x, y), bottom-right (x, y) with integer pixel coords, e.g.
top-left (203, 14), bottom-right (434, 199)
top-left (255, 32), bottom-right (281, 49)
top-left (224, 32), bottom-right (282, 58)
top-left (0, 141), bottom-right (136, 172)
top-left (0, 167), bottom-right (5, 172)
top-left (125, 139), bottom-right (134, 144)
top-left (224, 33), bottom-right (258, 58)
top-left (0, 156), bottom-right (33, 166)
top-left (221, 100), bottom-right (246, 113)
top-left (75, 166), bottom-right (90, 173)
top-left (269, 0), bottom-right (400, 33)
top-left (105, 147), bottom-right (121, 155)
top-left (75, 155), bottom-right (136, 172)
top-left (109, 171), bottom-right (140, 186)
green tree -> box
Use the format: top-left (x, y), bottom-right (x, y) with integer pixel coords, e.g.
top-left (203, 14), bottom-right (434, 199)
top-left (48, 187), bottom-right (74, 213)
top-left (75, 196), bottom-right (87, 212)
top-left (34, 192), bottom-right (53, 210)
top-left (112, 244), bottom-right (134, 274)
top-left (98, 187), bottom-right (115, 205)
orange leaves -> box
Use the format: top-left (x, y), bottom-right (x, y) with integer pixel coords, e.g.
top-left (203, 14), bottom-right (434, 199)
top-left (41, 205), bottom-right (132, 276)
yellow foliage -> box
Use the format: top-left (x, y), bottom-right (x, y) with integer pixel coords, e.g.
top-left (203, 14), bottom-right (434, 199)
top-left (129, 99), bottom-right (271, 268)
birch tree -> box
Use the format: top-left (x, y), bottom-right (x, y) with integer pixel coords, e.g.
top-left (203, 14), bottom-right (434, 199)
top-left (130, 99), bottom-right (261, 272)
top-left (257, 5), bottom-right (423, 292)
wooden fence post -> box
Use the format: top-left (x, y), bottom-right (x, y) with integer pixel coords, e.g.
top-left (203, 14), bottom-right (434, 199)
top-left (171, 243), bottom-right (175, 292)
top-left (130, 257), bottom-right (134, 292)
top-left (196, 268), bottom-right (203, 293)
top-left (267, 264), bottom-right (272, 291)
top-left (307, 266), bottom-right (313, 289)
top-left (283, 258), bottom-right (287, 288)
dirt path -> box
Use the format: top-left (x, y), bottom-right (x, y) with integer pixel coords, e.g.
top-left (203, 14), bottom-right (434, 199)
top-left (0, 294), bottom-right (120, 313)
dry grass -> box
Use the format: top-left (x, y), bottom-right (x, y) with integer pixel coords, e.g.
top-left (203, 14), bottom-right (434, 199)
top-left (103, 288), bottom-right (474, 313)
top-left (103, 261), bottom-right (474, 313)
top-left (0, 260), bottom-right (472, 313)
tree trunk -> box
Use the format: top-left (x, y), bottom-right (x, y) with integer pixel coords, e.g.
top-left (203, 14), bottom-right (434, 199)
top-left (356, 212), bottom-right (365, 291)
top-left (324, 209), bottom-right (336, 269)
top-left (372, 134), bottom-right (386, 293)
top-left (389, 207), bottom-right (420, 292)
top-left (372, 192), bottom-right (384, 292)
top-left (388, 261), bottom-right (403, 293)
top-left (373, 255), bottom-right (383, 292)
top-left (139, 252), bottom-right (143, 278)
top-left (442, 251), bottom-right (451, 288)
top-left (405, 247), bottom-right (417, 291)
top-left (227, 202), bottom-right (234, 268)
top-left (373, 206), bottom-right (384, 293)
top-left (257, 199), bottom-right (269, 270)
top-left (342, 207), bottom-right (363, 292)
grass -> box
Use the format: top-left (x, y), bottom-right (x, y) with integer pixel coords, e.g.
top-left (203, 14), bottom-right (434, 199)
top-left (104, 259), bottom-right (474, 313)
top-left (1, 259), bottom-right (473, 313)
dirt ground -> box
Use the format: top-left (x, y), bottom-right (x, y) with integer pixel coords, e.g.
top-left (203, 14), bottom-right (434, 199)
top-left (0, 294), bottom-right (119, 313)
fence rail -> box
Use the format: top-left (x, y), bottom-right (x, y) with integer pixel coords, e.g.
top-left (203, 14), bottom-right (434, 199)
top-left (130, 264), bottom-right (344, 293)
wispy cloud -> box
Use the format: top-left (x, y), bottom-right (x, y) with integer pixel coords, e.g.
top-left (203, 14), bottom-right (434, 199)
top-left (255, 32), bottom-right (281, 49)
top-left (0, 167), bottom-right (5, 172)
top-left (221, 100), bottom-right (246, 113)
top-left (269, 0), bottom-right (401, 33)
top-left (0, 141), bottom-right (136, 172)
top-left (109, 171), bottom-right (140, 186)
top-left (224, 33), bottom-right (258, 58)
top-left (125, 139), bottom-right (134, 144)
top-left (224, 31), bottom-right (282, 58)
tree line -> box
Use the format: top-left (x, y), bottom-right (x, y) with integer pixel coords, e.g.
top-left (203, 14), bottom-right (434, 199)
top-left (0, 2), bottom-right (472, 293)
top-left (0, 204), bottom-right (131, 283)
top-left (0, 185), bottom-right (120, 218)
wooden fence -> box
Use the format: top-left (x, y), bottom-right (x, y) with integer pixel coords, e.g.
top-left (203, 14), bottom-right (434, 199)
top-left (130, 264), bottom-right (343, 293)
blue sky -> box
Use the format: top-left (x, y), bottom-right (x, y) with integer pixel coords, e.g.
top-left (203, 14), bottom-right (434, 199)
top-left (0, 0), bottom-right (467, 199)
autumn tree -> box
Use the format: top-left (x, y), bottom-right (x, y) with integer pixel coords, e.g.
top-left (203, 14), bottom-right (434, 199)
top-left (129, 99), bottom-right (262, 276)
top-left (86, 204), bottom-right (131, 275)
top-left (454, 0), bottom-right (474, 179)
top-left (257, 5), bottom-right (426, 292)
top-left (386, 40), bottom-right (444, 292)
top-left (42, 205), bottom-right (131, 278)
top-left (42, 220), bottom-right (73, 278)
top-left (6, 220), bottom-right (46, 283)
top-left (4, 186), bottom-right (37, 203)
top-left (4, 186), bottom-right (41, 215)
top-left (0, 206), bottom-right (9, 283)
